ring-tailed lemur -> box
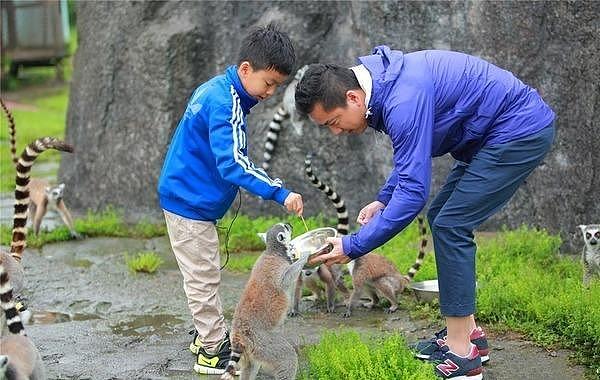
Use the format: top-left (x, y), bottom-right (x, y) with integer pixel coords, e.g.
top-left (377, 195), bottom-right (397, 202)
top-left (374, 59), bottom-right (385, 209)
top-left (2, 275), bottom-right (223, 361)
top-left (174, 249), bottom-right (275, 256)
top-left (0, 252), bottom-right (46, 379)
top-left (303, 154), bottom-right (429, 318)
top-left (0, 137), bottom-right (74, 335)
top-left (1, 98), bottom-right (80, 239)
top-left (221, 223), bottom-right (310, 380)
top-left (261, 65), bottom-right (309, 172)
top-left (287, 155), bottom-right (351, 316)
top-left (578, 224), bottom-right (600, 287)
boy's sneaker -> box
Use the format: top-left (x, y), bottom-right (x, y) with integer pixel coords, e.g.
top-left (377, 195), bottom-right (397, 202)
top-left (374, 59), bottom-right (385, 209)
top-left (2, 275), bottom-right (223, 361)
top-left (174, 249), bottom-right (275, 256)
top-left (192, 331), bottom-right (238, 375)
top-left (189, 329), bottom-right (202, 355)
top-left (431, 344), bottom-right (483, 379)
top-left (411, 327), bottom-right (490, 363)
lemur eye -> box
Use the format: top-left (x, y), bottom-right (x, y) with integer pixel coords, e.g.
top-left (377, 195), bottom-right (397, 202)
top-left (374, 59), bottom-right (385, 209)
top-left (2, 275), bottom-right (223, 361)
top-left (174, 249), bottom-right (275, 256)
top-left (595, 232), bottom-right (600, 238)
top-left (586, 233), bottom-right (592, 239)
top-left (277, 232), bottom-right (286, 242)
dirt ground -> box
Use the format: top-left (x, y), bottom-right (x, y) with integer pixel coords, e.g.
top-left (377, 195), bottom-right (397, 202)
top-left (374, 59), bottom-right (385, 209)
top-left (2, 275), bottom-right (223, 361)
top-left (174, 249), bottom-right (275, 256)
top-left (4, 232), bottom-right (586, 380)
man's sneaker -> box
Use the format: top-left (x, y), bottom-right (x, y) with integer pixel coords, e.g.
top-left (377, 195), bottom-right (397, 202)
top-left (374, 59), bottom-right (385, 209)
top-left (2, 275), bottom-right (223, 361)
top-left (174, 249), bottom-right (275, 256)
top-left (431, 344), bottom-right (483, 379)
top-left (193, 331), bottom-right (238, 375)
top-left (411, 327), bottom-right (490, 363)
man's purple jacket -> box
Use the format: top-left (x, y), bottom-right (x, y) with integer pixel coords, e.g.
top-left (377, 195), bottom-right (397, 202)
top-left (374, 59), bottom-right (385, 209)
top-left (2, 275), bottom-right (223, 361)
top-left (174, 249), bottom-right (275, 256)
top-left (342, 46), bottom-right (555, 259)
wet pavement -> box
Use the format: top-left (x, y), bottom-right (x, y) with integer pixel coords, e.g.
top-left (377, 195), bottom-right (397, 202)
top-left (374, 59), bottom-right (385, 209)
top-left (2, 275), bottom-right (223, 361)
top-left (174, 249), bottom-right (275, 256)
top-left (2, 235), bottom-right (585, 380)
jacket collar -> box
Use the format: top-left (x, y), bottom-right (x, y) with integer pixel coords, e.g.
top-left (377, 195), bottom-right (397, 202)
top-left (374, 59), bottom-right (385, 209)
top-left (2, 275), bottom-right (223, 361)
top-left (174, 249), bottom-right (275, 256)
top-left (225, 65), bottom-right (258, 114)
top-left (357, 45), bottom-right (405, 133)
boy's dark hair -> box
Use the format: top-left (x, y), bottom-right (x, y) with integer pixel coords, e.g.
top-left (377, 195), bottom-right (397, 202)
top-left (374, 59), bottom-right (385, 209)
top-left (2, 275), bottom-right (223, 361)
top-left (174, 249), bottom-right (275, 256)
top-left (238, 22), bottom-right (295, 76)
top-left (294, 64), bottom-right (360, 115)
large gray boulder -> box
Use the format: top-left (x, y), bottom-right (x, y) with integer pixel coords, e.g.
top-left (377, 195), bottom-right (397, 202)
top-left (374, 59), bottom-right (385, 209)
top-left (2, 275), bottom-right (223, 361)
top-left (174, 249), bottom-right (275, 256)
top-left (61, 1), bottom-right (599, 251)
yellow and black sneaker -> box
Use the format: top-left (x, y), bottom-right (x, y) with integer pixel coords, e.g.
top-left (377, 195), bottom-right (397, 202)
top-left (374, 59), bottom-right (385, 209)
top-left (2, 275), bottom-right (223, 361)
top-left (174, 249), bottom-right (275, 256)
top-left (189, 329), bottom-right (202, 355)
top-left (193, 331), bottom-right (236, 375)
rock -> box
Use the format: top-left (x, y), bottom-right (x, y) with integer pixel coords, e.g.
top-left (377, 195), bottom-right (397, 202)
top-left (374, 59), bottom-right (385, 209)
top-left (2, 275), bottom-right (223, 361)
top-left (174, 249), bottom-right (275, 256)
top-left (61, 1), bottom-right (599, 252)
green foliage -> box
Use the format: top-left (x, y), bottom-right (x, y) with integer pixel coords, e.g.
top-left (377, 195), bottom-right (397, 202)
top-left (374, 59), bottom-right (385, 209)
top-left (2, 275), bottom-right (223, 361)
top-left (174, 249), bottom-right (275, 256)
top-left (0, 207), bottom-right (166, 248)
top-left (125, 251), bottom-right (163, 274)
top-left (299, 330), bottom-right (436, 380)
top-left (0, 87), bottom-right (69, 191)
top-left (475, 226), bottom-right (600, 374)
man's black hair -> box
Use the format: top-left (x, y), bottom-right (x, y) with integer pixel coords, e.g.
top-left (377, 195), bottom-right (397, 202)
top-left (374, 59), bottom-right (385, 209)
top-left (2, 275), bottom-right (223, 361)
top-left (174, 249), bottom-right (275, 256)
top-left (238, 22), bottom-right (295, 76)
top-left (294, 64), bottom-right (360, 115)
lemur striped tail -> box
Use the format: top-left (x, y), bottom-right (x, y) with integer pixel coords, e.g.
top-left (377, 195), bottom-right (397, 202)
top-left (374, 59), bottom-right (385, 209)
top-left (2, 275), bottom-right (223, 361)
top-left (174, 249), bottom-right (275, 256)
top-left (304, 154), bottom-right (349, 235)
top-left (0, 98), bottom-right (18, 165)
top-left (262, 106), bottom-right (288, 171)
top-left (223, 345), bottom-right (243, 378)
top-left (406, 216), bottom-right (428, 280)
top-left (10, 137), bottom-right (74, 261)
top-left (0, 261), bottom-right (25, 336)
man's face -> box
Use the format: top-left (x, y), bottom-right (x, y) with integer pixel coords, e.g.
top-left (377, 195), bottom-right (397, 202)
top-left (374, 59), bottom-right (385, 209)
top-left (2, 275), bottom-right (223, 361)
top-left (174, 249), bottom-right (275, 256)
top-left (308, 90), bottom-right (368, 135)
top-left (238, 62), bottom-right (288, 101)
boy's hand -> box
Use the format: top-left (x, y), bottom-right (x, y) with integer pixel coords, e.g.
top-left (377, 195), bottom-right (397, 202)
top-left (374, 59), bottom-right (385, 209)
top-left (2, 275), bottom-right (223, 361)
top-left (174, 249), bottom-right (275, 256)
top-left (284, 192), bottom-right (304, 216)
top-left (357, 201), bottom-right (385, 225)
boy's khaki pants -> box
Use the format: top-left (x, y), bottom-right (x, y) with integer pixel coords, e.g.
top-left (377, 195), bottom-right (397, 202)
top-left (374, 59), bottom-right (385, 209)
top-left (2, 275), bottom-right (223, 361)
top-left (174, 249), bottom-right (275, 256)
top-left (163, 209), bottom-right (226, 351)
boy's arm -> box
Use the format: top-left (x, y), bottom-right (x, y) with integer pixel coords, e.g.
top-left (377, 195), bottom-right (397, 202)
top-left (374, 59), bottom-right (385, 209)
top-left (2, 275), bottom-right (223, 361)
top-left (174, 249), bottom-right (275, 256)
top-left (208, 103), bottom-right (290, 205)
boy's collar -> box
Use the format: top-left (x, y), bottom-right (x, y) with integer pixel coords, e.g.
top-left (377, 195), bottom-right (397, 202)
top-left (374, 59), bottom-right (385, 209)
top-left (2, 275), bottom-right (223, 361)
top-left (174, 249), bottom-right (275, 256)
top-left (225, 65), bottom-right (258, 113)
top-left (350, 64), bottom-right (373, 119)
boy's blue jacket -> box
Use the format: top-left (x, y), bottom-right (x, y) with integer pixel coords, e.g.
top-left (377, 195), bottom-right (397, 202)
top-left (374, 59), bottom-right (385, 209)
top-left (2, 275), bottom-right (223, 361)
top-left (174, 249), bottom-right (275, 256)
top-left (342, 47), bottom-right (555, 259)
top-left (157, 66), bottom-right (290, 221)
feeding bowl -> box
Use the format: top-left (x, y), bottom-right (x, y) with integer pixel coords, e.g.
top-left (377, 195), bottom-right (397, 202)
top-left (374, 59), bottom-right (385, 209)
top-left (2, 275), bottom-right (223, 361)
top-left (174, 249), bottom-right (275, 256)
top-left (289, 227), bottom-right (337, 261)
top-left (408, 280), bottom-right (439, 303)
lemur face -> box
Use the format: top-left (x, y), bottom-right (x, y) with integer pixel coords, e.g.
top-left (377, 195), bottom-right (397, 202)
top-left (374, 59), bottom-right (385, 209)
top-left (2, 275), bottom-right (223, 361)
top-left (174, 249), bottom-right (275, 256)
top-left (266, 223), bottom-right (293, 257)
top-left (579, 224), bottom-right (600, 251)
top-left (45, 183), bottom-right (65, 202)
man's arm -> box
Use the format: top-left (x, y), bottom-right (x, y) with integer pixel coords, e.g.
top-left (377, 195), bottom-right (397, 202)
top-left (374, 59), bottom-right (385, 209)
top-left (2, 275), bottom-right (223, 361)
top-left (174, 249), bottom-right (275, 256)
top-left (342, 94), bottom-right (434, 259)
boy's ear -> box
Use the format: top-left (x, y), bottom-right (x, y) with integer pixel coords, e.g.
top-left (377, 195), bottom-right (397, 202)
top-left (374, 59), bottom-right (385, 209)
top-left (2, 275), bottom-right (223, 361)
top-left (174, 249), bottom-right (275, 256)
top-left (239, 61), bottom-right (253, 76)
top-left (257, 232), bottom-right (267, 244)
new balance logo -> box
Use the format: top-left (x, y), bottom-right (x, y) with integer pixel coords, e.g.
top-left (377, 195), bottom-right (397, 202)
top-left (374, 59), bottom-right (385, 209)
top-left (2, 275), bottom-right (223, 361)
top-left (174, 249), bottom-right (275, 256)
top-left (437, 359), bottom-right (459, 376)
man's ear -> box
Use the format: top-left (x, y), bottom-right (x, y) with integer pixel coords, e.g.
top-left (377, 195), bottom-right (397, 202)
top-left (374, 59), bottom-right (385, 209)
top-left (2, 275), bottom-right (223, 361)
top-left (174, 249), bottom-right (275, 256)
top-left (346, 89), bottom-right (363, 107)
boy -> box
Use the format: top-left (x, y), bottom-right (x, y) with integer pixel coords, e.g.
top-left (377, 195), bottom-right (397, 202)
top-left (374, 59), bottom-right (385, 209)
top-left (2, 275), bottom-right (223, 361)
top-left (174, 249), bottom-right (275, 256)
top-left (157, 23), bottom-right (303, 375)
top-left (295, 47), bottom-right (554, 379)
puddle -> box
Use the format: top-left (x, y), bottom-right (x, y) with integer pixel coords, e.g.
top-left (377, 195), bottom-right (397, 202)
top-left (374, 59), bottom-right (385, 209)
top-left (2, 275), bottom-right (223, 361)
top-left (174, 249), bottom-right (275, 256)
top-left (32, 310), bottom-right (100, 325)
top-left (110, 314), bottom-right (184, 337)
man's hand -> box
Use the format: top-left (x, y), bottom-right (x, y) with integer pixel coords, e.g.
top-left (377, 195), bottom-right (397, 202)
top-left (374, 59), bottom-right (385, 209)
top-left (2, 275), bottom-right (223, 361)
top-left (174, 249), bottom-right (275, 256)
top-left (307, 237), bottom-right (351, 267)
top-left (284, 192), bottom-right (304, 216)
top-left (357, 200), bottom-right (385, 225)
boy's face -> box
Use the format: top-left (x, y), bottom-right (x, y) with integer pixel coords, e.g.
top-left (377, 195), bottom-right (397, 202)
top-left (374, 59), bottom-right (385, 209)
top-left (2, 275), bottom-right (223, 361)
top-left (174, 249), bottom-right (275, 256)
top-left (238, 61), bottom-right (288, 101)
top-left (308, 90), bottom-right (368, 136)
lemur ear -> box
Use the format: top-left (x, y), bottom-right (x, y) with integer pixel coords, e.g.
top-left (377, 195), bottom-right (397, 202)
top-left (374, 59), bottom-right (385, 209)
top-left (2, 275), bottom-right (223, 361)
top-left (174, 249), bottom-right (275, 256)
top-left (277, 231), bottom-right (286, 243)
top-left (257, 233), bottom-right (266, 244)
top-left (578, 225), bottom-right (587, 233)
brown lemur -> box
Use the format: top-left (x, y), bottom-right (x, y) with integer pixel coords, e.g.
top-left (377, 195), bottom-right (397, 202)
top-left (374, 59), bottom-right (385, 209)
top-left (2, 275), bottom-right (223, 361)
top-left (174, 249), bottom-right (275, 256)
top-left (1, 98), bottom-right (80, 239)
top-left (221, 223), bottom-right (311, 380)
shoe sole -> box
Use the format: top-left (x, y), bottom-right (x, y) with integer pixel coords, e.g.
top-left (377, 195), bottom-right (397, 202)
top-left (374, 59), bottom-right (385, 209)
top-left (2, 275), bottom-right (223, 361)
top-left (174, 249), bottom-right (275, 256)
top-left (415, 353), bottom-right (490, 364)
top-left (193, 364), bottom-right (240, 376)
top-left (443, 375), bottom-right (483, 380)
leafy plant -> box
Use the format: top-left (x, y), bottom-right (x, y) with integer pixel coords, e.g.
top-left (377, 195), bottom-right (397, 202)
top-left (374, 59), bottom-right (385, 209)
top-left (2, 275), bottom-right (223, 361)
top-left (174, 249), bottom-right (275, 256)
top-left (125, 251), bottom-right (163, 274)
top-left (299, 330), bottom-right (436, 380)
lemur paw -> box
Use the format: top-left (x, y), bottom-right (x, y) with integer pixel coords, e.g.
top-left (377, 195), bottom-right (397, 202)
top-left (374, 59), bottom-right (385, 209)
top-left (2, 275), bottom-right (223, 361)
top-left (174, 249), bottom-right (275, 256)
top-left (342, 311), bottom-right (351, 318)
top-left (287, 310), bottom-right (300, 318)
top-left (385, 306), bottom-right (398, 314)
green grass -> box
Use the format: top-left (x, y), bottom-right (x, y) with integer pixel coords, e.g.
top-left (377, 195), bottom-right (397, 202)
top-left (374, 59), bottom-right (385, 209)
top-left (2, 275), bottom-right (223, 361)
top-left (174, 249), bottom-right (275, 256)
top-left (0, 85), bottom-right (70, 192)
top-left (0, 207), bottom-right (166, 248)
top-left (125, 251), bottom-right (163, 274)
top-left (299, 331), bottom-right (436, 380)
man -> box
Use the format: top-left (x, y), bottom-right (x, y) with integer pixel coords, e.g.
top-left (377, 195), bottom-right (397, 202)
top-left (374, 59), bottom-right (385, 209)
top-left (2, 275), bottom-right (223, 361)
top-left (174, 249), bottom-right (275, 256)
top-left (295, 47), bottom-right (555, 379)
